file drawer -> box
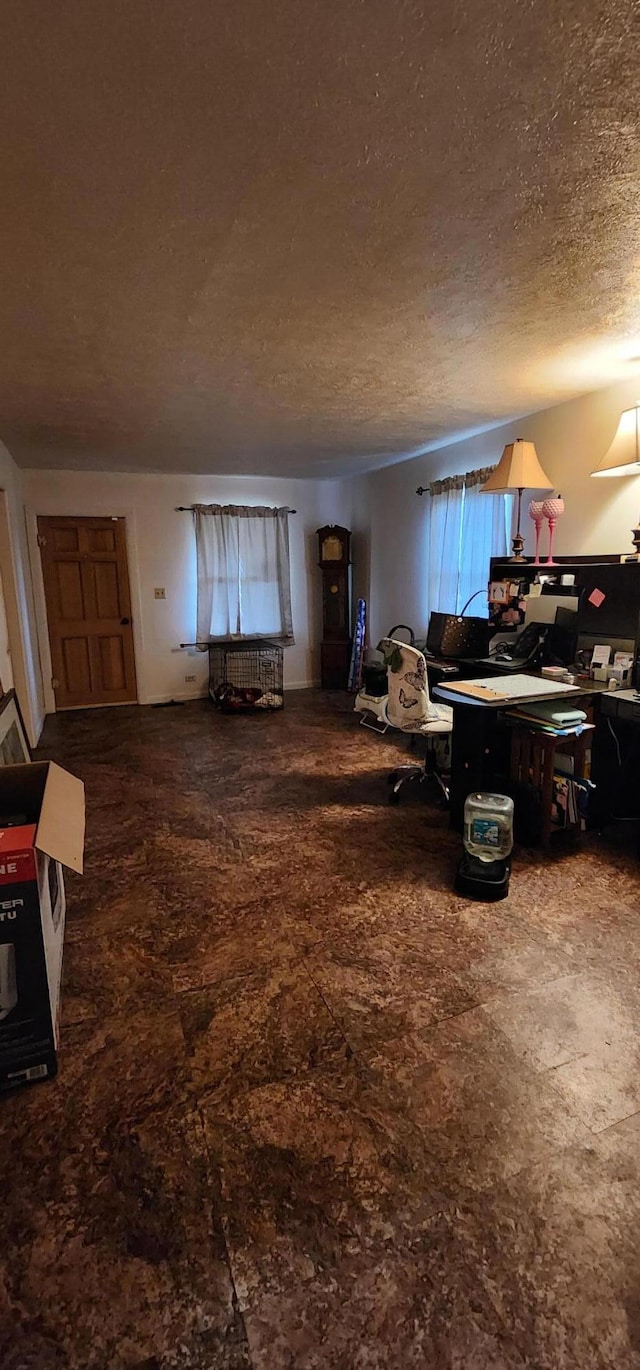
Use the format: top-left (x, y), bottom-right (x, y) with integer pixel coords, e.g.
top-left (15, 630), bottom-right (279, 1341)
top-left (600, 690), bottom-right (640, 723)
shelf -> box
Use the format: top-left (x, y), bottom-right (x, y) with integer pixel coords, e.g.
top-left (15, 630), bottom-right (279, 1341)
top-left (490, 555), bottom-right (623, 572)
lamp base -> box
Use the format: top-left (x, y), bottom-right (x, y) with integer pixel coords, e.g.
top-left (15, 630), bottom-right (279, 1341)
top-left (509, 530), bottom-right (526, 562)
top-left (626, 523), bottom-right (640, 561)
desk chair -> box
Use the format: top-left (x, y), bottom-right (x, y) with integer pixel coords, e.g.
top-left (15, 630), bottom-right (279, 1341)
top-left (353, 624), bottom-right (416, 733)
top-left (354, 685), bottom-right (388, 732)
top-left (380, 639), bottom-right (454, 803)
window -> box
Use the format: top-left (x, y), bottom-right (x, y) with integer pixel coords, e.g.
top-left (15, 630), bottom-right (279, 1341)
top-left (194, 504), bottom-right (294, 643)
top-left (427, 468), bottom-right (510, 616)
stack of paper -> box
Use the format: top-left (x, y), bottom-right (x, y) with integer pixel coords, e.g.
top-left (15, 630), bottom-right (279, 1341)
top-left (508, 699), bottom-right (593, 737)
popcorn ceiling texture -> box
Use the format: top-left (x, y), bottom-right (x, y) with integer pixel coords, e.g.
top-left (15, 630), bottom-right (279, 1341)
top-left (0, 0), bottom-right (638, 476)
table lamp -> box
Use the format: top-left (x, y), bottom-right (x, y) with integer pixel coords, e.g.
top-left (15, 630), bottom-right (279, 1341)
top-left (590, 404), bottom-right (640, 559)
top-left (481, 439), bottom-right (553, 561)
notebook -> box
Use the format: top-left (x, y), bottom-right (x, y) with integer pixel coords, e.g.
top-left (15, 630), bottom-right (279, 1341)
top-left (519, 701), bottom-right (587, 725)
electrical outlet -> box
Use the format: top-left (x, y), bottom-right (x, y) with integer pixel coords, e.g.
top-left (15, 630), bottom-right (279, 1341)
top-left (154, 587), bottom-right (166, 600)
top-left (184, 674), bottom-right (196, 683)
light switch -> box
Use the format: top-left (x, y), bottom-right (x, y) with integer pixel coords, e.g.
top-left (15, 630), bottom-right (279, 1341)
top-left (154, 587), bottom-right (166, 600)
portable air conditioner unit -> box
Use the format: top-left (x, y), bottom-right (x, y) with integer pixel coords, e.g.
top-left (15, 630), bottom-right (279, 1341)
top-left (0, 943), bottom-right (17, 1021)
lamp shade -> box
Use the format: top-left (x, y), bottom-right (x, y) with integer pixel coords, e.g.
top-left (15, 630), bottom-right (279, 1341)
top-left (591, 405), bottom-right (640, 477)
top-left (481, 439), bottom-right (553, 493)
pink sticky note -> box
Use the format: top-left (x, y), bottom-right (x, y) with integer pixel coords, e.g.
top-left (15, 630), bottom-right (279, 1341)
top-left (588, 587), bottom-right (605, 608)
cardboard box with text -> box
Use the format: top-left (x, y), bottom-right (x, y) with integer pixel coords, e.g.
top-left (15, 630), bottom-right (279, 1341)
top-left (0, 762), bottom-right (85, 1089)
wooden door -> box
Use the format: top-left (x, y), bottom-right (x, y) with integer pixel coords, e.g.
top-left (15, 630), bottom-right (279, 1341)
top-left (38, 515), bottom-right (138, 710)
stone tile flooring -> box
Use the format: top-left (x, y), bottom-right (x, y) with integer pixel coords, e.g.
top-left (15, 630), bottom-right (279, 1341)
top-left (1, 692), bottom-right (639, 1368)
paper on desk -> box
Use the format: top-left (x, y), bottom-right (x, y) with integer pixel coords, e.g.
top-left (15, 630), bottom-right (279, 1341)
top-left (438, 673), bottom-right (579, 702)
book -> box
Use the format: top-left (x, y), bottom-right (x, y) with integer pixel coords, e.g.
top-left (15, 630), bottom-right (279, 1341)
top-left (551, 773), bottom-right (596, 827)
top-left (507, 707), bottom-right (594, 737)
top-left (520, 701), bottom-right (587, 725)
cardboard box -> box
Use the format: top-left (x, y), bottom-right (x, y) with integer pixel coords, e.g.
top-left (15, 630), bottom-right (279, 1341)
top-left (0, 762), bottom-right (84, 1090)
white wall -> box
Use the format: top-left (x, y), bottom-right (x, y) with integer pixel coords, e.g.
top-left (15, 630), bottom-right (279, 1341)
top-left (0, 442), bottom-right (45, 743)
top-left (359, 373), bottom-right (640, 644)
top-left (22, 372), bottom-right (640, 711)
top-left (25, 469), bottom-right (347, 712)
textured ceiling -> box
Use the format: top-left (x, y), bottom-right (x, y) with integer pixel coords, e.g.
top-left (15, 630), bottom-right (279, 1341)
top-left (0, 0), bottom-right (639, 478)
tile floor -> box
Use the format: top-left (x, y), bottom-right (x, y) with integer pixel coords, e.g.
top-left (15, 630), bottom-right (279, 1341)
top-left (1, 692), bottom-right (640, 1368)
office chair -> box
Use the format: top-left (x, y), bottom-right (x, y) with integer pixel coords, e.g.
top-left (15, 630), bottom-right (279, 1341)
top-left (379, 639), bottom-right (453, 803)
top-left (353, 683), bottom-right (388, 732)
top-left (353, 624), bottom-right (416, 733)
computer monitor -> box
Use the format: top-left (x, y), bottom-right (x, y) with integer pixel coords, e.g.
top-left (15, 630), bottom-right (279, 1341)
top-left (547, 607), bottom-right (579, 666)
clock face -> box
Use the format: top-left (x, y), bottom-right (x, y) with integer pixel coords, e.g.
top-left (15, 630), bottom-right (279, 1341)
top-left (321, 535), bottom-right (342, 561)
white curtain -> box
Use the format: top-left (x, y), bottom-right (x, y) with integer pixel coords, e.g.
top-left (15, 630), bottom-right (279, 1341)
top-left (427, 473), bottom-right (510, 616)
top-left (194, 504), bottom-right (294, 643)
top-left (427, 484), bottom-right (465, 614)
top-left (457, 483), bottom-right (511, 613)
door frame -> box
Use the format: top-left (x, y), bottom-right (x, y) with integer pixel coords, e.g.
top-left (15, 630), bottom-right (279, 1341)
top-left (0, 490), bottom-right (43, 744)
top-left (27, 508), bottom-right (146, 714)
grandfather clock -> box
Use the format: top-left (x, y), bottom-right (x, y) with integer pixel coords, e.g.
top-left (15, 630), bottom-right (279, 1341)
top-left (317, 526), bottom-right (351, 689)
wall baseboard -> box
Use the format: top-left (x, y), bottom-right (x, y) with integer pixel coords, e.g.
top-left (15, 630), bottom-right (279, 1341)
top-left (42, 680), bottom-right (323, 714)
top-left (140, 680), bottom-right (320, 705)
top-left (141, 688), bottom-right (208, 705)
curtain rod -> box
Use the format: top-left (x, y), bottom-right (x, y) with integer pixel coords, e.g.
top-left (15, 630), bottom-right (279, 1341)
top-left (175, 505), bottom-right (297, 513)
top-left (416, 464), bottom-right (497, 497)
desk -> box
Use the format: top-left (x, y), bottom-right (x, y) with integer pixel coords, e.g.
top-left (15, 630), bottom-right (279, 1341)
top-left (426, 653), bottom-right (550, 681)
top-left (424, 656), bottom-right (461, 687)
top-left (434, 673), bottom-right (611, 829)
top-left (592, 689), bottom-right (640, 827)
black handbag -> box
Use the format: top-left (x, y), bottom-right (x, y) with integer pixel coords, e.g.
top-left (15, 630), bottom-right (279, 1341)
top-left (426, 612), bottom-right (490, 660)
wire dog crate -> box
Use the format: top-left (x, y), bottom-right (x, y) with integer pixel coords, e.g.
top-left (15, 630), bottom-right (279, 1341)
top-left (208, 639), bottom-right (284, 713)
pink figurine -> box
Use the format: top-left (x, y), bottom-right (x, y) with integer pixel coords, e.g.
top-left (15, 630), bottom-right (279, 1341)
top-left (528, 500), bottom-right (546, 566)
top-left (542, 495), bottom-right (565, 565)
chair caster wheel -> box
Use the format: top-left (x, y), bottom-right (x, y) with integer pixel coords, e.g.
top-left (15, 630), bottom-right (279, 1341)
top-left (388, 788), bottom-right (401, 805)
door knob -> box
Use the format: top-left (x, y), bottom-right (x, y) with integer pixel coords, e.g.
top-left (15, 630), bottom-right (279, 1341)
top-left (120, 616), bottom-right (130, 625)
